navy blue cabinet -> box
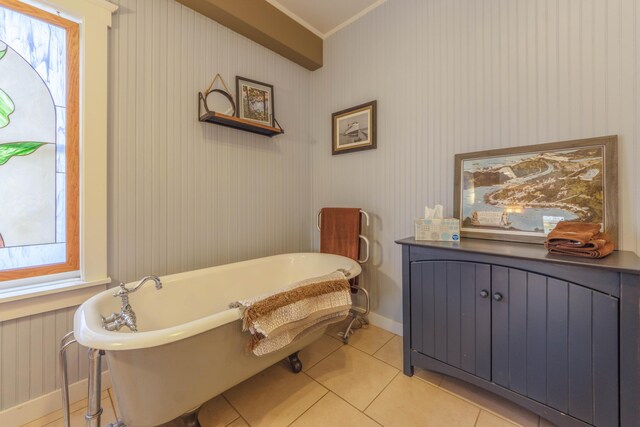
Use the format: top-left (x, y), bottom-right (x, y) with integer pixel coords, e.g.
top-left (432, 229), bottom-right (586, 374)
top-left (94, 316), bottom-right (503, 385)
top-left (410, 261), bottom-right (491, 380)
top-left (398, 238), bottom-right (640, 427)
top-left (491, 266), bottom-right (619, 427)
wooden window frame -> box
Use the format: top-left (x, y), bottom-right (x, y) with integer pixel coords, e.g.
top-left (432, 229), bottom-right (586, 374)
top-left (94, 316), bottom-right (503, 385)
top-left (0, 0), bottom-right (79, 282)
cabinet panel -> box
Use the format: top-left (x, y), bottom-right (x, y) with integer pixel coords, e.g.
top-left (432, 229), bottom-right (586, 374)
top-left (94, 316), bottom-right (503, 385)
top-left (568, 284), bottom-right (594, 423)
top-left (410, 261), bottom-right (490, 380)
top-left (491, 266), bottom-right (619, 427)
top-left (491, 266), bottom-right (510, 386)
top-left (592, 292), bottom-right (619, 427)
top-left (546, 278), bottom-right (569, 413)
top-left (525, 273), bottom-right (548, 404)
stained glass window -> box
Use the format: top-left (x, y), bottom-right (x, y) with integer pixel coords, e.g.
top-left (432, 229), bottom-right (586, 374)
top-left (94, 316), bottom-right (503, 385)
top-left (0, 2), bottom-right (78, 282)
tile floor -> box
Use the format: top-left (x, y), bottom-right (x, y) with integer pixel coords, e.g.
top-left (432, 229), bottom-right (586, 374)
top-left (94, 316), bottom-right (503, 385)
top-left (24, 323), bottom-right (558, 427)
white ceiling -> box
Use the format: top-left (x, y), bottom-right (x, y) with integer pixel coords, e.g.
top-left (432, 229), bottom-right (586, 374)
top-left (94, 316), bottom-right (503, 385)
top-left (266, 0), bottom-right (387, 39)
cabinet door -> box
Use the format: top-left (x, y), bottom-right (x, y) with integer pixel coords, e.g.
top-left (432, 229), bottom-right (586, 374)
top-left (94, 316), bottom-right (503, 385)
top-left (410, 261), bottom-right (491, 380)
top-left (492, 266), bottom-right (619, 427)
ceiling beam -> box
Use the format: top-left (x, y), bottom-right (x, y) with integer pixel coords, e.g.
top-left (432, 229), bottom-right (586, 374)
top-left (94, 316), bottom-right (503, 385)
top-left (175, 0), bottom-right (323, 71)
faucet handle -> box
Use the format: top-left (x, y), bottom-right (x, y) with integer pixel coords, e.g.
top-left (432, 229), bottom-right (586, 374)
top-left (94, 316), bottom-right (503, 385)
top-left (112, 282), bottom-right (129, 298)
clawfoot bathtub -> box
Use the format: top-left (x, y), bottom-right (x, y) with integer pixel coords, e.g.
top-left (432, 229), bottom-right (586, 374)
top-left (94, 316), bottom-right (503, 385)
top-left (74, 253), bottom-right (361, 427)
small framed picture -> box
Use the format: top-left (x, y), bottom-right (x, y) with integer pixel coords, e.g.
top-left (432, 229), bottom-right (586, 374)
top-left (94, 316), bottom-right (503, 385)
top-left (332, 100), bottom-right (377, 155)
top-left (236, 76), bottom-right (274, 127)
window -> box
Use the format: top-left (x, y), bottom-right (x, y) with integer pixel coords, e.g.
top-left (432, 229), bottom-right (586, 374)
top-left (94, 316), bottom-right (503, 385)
top-left (0, 0), bottom-right (78, 283)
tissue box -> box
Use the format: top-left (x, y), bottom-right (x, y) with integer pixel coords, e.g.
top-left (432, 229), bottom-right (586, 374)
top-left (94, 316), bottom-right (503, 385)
top-left (415, 218), bottom-right (460, 241)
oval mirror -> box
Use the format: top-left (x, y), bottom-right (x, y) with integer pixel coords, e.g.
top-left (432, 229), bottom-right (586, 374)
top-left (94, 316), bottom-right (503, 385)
top-left (206, 89), bottom-right (235, 116)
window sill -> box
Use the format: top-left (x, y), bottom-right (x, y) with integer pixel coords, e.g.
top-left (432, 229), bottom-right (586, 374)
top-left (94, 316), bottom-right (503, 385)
top-left (0, 277), bottom-right (111, 322)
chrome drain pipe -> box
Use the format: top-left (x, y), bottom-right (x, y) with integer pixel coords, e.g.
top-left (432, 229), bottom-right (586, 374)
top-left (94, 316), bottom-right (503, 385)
top-left (85, 348), bottom-right (105, 427)
top-left (59, 332), bottom-right (106, 427)
top-left (59, 332), bottom-right (77, 427)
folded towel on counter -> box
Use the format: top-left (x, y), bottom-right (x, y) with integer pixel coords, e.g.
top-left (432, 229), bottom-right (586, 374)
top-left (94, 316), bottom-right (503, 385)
top-left (230, 271), bottom-right (352, 356)
top-left (547, 241), bottom-right (614, 258)
top-left (545, 221), bottom-right (614, 258)
top-left (546, 221), bottom-right (602, 246)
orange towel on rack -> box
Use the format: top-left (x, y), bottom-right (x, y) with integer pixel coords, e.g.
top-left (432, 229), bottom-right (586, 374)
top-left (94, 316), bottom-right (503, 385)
top-left (320, 207), bottom-right (361, 261)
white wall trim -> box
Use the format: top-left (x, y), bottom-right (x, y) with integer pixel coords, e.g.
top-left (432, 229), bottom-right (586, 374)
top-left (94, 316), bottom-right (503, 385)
top-left (263, 0), bottom-right (324, 39)
top-left (0, 371), bottom-right (111, 426)
top-left (367, 311), bottom-right (403, 336)
top-left (323, 0), bottom-right (388, 39)
top-left (0, 279), bottom-right (109, 321)
top-left (265, 0), bottom-right (388, 40)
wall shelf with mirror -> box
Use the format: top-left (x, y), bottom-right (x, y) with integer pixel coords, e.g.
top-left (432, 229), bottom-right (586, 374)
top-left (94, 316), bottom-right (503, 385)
top-left (198, 108), bottom-right (284, 137)
top-left (198, 74), bottom-right (284, 138)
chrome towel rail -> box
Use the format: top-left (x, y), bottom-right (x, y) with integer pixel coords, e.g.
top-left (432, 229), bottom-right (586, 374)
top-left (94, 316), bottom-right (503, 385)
top-left (317, 208), bottom-right (371, 344)
top-left (316, 209), bottom-right (370, 264)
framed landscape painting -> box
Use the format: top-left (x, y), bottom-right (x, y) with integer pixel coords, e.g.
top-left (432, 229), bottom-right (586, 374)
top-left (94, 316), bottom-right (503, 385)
top-left (236, 76), bottom-right (274, 127)
top-left (453, 136), bottom-right (618, 245)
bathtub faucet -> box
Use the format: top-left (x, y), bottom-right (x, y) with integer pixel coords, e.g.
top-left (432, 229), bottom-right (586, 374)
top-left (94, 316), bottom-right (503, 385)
top-left (101, 275), bottom-right (163, 332)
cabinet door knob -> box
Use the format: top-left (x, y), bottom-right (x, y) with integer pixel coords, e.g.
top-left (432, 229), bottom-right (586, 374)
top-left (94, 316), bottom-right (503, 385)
top-left (493, 292), bottom-right (504, 302)
top-left (479, 290), bottom-right (489, 298)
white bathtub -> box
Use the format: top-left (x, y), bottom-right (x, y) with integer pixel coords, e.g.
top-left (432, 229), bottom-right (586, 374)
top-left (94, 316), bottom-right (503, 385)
top-left (74, 253), bottom-right (361, 426)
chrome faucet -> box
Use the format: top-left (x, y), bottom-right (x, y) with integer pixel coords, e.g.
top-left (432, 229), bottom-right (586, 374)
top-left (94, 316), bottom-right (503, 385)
top-left (101, 275), bottom-right (162, 332)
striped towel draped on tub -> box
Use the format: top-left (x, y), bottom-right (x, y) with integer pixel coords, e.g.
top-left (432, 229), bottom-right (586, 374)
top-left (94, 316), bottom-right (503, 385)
top-left (230, 271), bottom-right (352, 356)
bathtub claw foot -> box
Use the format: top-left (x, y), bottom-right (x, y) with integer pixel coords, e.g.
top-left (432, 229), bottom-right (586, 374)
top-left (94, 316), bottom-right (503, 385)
top-left (179, 408), bottom-right (201, 427)
top-left (288, 352), bottom-right (303, 373)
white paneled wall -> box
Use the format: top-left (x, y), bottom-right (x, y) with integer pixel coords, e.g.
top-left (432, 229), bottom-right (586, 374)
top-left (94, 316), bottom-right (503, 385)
top-left (311, 0), bottom-right (640, 324)
top-left (0, 0), bottom-right (313, 412)
top-left (107, 0), bottom-right (314, 283)
top-left (0, 306), bottom-right (87, 411)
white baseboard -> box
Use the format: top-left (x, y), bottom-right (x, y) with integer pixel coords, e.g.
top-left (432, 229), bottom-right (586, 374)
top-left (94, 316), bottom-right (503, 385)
top-left (367, 311), bottom-right (403, 336)
top-left (0, 371), bottom-right (111, 427)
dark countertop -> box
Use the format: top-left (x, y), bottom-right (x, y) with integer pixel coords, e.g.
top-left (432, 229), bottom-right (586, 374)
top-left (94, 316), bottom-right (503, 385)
top-left (395, 237), bottom-right (640, 275)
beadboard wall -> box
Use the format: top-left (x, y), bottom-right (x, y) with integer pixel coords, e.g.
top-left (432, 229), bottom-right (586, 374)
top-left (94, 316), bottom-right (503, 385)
top-left (311, 0), bottom-right (640, 324)
top-left (0, 0), bottom-right (313, 412)
top-left (108, 0), bottom-right (314, 283)
top-left (0, 306), bottom-right (86, 411)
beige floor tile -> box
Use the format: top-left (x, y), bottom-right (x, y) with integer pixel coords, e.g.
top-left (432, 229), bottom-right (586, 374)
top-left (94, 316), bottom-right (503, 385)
top-left (373, 335), bottom-right (403, 369)
top-left (475, 411), bottom-right (518, 427)
top-left (365, 374), bottom-right (480, 427)
top-left (439, 377), bottom-right (539, 427)
top-left (347, 325), bottom-right (395, 355)
top-left (223, 363), bottom-right (327, 427)
top-left (226, 418), bottom-right (249, 427)
top-left (306, 345), bottom-right (399, 411)
top-left (299, 334), bottom-right (343, 371)
top-left (325, 319), bottom-right (352, 338)
top-left (42, 397), bottom-right (116, 427)
top-left (290, 392), bottom-right (381, 427)
top-left (414, 367), bottom-right (444, 386)
top-left (21, 398), bottom-right (89, 427)
top-left (197, 395), bottom-right (239, 427)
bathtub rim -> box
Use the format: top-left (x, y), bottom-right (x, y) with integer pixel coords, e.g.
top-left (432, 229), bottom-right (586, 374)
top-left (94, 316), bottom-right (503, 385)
top-left (74, 252), bottom-right (361, 351)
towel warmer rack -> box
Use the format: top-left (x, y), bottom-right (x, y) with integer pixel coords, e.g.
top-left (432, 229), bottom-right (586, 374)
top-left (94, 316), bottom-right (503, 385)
top-left (316, 209), bottom-right (371, 343)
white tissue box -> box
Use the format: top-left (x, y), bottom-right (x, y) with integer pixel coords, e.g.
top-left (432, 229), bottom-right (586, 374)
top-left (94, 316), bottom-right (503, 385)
top-left (415, 218), bottom-right (460, 241)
